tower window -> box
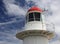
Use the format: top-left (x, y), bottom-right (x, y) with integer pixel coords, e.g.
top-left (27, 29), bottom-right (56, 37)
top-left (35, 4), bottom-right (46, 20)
top-left (26, 12), bottom-right (41, 22)
top-left (34, 12), bottom-right (40, 21)
top-left (29, 13), bottom-right (34, 21)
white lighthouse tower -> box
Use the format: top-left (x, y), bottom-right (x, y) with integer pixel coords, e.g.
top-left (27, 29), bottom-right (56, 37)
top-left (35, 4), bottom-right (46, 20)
top-left (16, 6), bottom-right (55, 44)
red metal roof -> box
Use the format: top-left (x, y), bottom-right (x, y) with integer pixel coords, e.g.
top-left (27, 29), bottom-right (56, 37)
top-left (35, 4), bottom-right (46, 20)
top-left (28, 6), bottom-right (43, 12)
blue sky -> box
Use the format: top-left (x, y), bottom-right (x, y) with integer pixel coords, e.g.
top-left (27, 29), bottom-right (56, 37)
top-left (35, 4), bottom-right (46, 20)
top-left (0, 0), bottom-right (60, 44)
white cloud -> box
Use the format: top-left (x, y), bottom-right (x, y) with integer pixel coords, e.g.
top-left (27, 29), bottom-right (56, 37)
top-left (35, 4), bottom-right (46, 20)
top-left (47, 0), bottom-right (60, 33)
top-left (0, 19), bottom-right (23, 25)
top-left (0, 31), bottom-right (23, 44)
top-left (3, 0), bottom-right (26, 16)
top-left (0, 40), bottom-right (22, 44)
top-left (46, 0), bottom-right (60, 44)
top-left (50, 40), bottom-right (60, 44)
top-left (3, 0), bottom-right (15, 4)
top-left (6, 4), bottom-right (26, 15)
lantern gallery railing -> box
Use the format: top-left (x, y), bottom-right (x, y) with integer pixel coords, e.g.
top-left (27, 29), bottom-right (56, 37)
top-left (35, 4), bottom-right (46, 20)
top-left (46, 23), bottom-right (55, 33)
top-left (16, 22), bottom-right (55, 34)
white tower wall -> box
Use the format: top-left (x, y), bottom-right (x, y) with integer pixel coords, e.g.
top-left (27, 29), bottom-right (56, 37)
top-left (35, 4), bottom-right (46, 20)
top-left (25, 21), bottom-right (46, 30)
top-left (23, 36), bottom-right (49, 44)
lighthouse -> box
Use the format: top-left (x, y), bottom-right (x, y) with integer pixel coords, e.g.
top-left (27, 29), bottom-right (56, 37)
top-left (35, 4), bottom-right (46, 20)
top-left (16, 6), bottom-right (55, 44)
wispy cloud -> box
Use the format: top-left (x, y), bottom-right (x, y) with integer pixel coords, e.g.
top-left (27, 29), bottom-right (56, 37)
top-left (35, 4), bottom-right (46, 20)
top-left (47, 0), bottom-right (60, 33)
top-left (0, 30), bottom-right (23, 44)
top-left (6, 4), bottom-right (26, 15)
top-left (3, 0), bottom-right (26, 16)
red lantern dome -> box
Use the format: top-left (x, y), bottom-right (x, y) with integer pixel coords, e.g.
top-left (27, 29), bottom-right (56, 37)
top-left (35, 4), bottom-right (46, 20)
top-left (28, 6), bottom-right (43, 12)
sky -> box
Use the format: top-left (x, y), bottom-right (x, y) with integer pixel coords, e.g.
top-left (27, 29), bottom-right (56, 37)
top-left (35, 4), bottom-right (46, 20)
top-left (0, 0), bottom-right (60, 44)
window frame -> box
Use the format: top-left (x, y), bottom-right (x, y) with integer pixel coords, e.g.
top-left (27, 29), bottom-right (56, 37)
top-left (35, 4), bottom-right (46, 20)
top-left (26, 12), bottom-right (42, 22)
top-left (34, 12), bottom-right (41, 21)
top-left (28, 12), bottom-right (34, 22)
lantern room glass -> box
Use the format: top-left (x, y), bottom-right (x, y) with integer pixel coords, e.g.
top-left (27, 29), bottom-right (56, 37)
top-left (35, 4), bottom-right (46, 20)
top-left (26, 12), bottom-right (42, 22)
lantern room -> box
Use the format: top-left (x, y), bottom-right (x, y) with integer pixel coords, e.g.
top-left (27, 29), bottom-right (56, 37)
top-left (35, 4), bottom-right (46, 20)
top-left (26, 6), bottom-right (43, 22)
top-left (25, 6), bottom-right (46, 30)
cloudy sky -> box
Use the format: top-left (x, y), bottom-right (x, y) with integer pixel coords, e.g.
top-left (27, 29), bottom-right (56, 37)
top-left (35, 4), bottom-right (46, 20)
top-left (0, 0), bottom-right (60, 44)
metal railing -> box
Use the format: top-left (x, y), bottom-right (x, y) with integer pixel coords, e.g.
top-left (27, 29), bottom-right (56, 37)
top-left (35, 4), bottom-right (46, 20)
top-left (16, 22), bottom-right (55, 33)
top-left (46, 22), bottom-right (55, 33)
